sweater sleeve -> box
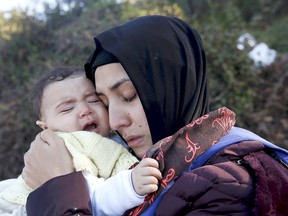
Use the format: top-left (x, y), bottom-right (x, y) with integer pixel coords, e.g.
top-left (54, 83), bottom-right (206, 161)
top-left (26, 172), bottom-right (92, 216)
top-left (84, 170), bottom-right (144, 216)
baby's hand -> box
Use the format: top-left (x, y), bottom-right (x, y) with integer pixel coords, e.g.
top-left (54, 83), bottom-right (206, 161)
top-left (131, 158), bottom-right (162, 196)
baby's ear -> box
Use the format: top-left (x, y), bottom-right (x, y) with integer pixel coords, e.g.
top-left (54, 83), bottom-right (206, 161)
top-left (36, 120), bottom-right (47, 130)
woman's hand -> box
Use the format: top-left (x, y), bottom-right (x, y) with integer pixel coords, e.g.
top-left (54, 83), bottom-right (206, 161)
top-left (22, 129), bottom-right (74, 189)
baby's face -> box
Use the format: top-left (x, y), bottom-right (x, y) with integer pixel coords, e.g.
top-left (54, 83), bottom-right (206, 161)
top-left (40, 76), bottom-right (110, 136)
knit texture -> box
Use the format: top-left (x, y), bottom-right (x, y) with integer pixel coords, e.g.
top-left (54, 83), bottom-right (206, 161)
top-left (0, 131), bottom-right (138, 205)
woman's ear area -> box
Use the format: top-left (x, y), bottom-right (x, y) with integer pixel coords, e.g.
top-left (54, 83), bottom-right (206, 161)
top-left (36, 120), bottom-right (47, 130)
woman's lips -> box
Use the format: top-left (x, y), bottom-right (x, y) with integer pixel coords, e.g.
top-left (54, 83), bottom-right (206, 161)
top-left (126, 136), bottom-right (144, 147)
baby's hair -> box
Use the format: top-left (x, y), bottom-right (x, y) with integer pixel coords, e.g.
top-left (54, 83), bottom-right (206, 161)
top-left (30, 66), bottom-right (85, 119)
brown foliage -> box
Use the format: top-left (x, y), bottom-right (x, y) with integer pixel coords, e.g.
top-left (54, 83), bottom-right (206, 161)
top-left (247, 55), bottom-right (288, 150)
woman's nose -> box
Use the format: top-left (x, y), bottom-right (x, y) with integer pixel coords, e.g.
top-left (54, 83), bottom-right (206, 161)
top-left (109, 106), bottom-right (130, 131)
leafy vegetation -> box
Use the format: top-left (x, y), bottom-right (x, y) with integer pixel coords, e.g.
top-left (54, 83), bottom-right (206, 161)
top-left (0, 0), bottom-right (287, 180)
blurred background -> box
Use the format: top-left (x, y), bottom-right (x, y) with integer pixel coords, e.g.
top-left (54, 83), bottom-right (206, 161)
top-left (0, 0), bottom-right (287, 180)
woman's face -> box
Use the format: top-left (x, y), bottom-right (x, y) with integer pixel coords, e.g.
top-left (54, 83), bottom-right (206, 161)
top-left (95, 63), bottom-right (153, 158)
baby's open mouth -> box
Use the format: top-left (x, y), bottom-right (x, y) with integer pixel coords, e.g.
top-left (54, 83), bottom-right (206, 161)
top-left (83, 123), bottom-right (96, 132)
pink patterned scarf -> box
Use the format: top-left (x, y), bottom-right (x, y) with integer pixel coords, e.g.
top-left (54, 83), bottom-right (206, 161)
top-left (126, 107), bottom-right (236, 215)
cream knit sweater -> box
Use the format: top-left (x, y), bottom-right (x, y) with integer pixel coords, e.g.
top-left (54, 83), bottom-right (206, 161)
top-left (0, 131), bottom-right (138, 206)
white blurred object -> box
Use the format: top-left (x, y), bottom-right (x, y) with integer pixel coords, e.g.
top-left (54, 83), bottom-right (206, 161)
top-left (237, 33), bottom-right (277, 67)
top-left (248, 43), bottom-right (277, 67)
top-left (237, 33), bottom-right (257, 51)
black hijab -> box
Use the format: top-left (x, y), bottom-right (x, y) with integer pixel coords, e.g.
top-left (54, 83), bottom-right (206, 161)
top-left (85, 15), bottom-right (209, 144)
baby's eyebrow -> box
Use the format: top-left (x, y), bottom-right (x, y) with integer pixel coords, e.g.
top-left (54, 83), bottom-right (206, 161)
top-left (84, 91), bottom-right (98, 97)
top-left (55, 99), bottom-right (74, 109)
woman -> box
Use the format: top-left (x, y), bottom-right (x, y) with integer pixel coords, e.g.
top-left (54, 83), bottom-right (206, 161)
top-left (23, 15), bottom-right (288, 215)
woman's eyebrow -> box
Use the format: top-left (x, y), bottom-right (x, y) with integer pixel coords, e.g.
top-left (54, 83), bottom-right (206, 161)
top-left (110, 78), bottom-right (131, 90)
top-left (95, 78), bottom-right (131, 96)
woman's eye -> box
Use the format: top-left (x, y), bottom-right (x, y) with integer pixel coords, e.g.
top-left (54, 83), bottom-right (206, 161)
top-left (124, 93), bottom-right (137, 102)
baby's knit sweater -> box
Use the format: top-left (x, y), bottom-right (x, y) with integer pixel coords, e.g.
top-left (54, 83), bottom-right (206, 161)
top-left (0, 131), bottom-right (138, 205)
